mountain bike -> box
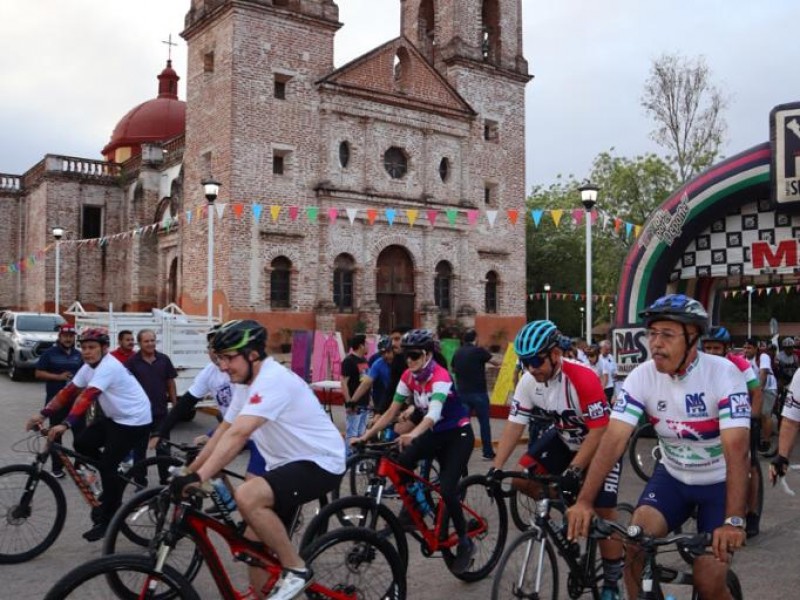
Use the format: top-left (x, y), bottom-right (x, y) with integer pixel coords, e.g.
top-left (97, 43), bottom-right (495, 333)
top-left (0, 426), bottom-right (165, 563)
top-left (490, 469), bottom-right (633, 600)
top-left (301, 441), bottom-right (507, 581)
top-left (592, 517), bottom-right (743, 600)
top-left (45, 486), bottom-right (406, 599)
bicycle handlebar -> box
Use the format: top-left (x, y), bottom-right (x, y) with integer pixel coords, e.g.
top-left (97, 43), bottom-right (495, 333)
top-left (593, 517), bottom-right (712, 555)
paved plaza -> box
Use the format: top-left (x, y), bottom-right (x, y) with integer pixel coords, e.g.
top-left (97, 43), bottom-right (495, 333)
top-left (1, 372), bottom-right (799, 598)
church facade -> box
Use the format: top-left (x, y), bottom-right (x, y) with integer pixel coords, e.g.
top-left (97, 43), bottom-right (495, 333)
top-left (0, 0), bottom-right (530, 346)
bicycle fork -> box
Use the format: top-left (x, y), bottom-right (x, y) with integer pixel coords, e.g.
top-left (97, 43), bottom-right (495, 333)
top-left (518, 530), bottom-right (549, 595)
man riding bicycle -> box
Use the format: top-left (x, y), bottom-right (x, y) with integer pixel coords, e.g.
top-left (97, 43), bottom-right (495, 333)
top-left (170, 320), bottom-right (345, 600)
top-left (701, 325), bottom-right (764, 538)
top-left (491, 319), bottom-right (624, 600)
top-left (567, 294), bottom-right (750, 600)
top-left (769, 365), bottom-right (800, 487)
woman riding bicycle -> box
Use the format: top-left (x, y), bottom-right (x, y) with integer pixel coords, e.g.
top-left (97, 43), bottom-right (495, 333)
top-left (353, 328), bottom-right (476, 574)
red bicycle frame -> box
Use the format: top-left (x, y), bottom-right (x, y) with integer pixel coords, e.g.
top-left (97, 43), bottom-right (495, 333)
top-left (375, 455), bottom-right (488, 551)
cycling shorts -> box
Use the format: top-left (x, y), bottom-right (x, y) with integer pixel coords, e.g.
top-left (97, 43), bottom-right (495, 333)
top-left (637, 463), bottom-right (726, 534)
top-left (262, 460), bottom-right (342, 532)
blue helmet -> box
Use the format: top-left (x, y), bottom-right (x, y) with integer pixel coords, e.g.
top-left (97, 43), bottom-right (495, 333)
top-left (377, 336), bottom-right (393, 353)
top-left (557, 335), bottom-right (573, 352)
top-left (514, 320), bottom-right (560, 358)
top-left (639, 294), bottom-right (708, 334)
top-left (703, 326), bottom-right (731, 344)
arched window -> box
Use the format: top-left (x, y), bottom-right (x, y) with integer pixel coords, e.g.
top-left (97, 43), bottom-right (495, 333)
top-left (485, 270), bottom-right (498, 313)
top-left (333, 253), bottom-right (355, 311)
top-left (418, 0), bottom-right (435, 59)
top-left (393, 47), bottom-right (411, 87)
top-left (481, 0), bottom-right (500, 63)
top-left (270, 256), bottom-right (291, 308)
top-left (434, 261), bottom-right (453, 313)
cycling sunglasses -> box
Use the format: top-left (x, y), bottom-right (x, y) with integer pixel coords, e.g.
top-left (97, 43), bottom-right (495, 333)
top-left (404, 349), bottom-right (425, 361)
top-left (519, 352), bottom-right (550, 369)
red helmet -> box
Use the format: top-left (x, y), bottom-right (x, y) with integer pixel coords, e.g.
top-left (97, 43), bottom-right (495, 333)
top-left (78, 327), bottom-right (110, 346)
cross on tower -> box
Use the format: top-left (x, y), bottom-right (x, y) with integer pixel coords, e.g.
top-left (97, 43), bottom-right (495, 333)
top-left (162, 34), bottom-right (178, 61)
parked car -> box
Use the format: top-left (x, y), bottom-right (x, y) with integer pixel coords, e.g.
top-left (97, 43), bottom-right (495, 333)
top-left (0, 312), bottom-right (67, 380)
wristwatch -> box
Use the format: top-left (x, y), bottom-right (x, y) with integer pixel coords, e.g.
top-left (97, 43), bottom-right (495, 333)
top-left (723, 516), bottom-right (745, 529)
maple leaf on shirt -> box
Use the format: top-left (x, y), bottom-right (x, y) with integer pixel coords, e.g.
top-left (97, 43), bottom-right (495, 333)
top-left (249, 393), bottom-right (262, 404)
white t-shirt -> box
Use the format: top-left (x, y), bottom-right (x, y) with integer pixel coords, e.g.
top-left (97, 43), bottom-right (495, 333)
top-left (758, 354), bottom-right (777, 391)
top-left (612, 353), bottom-right (749, 485)
top-left (188, 363), bottom-right (233, 417)
top-left (224, 357), bottom-right (345, 474)
top-left (599, 353), bottom-right (616, 390)
top-left (781, 368), bottom-right (800, 422)
top-left (72, 354), bottom-right (152, 426)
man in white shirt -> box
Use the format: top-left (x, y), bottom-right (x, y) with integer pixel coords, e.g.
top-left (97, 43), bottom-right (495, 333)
top-left (744, 338), bottom-right (778, 452)
top-left (598, 340), bottom-right (617, 402)
top-left (170, 320), bottom-right (345, 600)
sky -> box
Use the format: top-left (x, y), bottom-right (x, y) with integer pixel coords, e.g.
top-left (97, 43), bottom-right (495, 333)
top-left (0, 0), bottom-right (795, 191)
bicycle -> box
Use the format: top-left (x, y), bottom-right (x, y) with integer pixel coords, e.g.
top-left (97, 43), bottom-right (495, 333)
top-left (591, 517), bottom-right (743, 600)
top-left (0, 426), bottom-right (167, 563)
top-left (45, 485), bottom-right (406, 600)
top-left (490, 469), bottom-right (633, 600)
top-left (301, 441), bottom-right (507, 582)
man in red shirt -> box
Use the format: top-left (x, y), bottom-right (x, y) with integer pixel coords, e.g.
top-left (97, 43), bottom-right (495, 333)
top-left (110, 330), bottom-right (135, 363)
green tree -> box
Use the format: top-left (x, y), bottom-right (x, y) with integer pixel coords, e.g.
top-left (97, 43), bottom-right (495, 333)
top-left (641, 53), bottom-right (728, 182)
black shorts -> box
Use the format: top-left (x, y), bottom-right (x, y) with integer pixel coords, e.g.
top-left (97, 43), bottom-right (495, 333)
top-left (263, 461), bottom-right (342, 530)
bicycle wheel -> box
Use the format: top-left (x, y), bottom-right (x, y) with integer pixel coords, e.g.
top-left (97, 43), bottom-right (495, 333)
top-left (0, 464), bottom-right (67, 563)
top-left (123, 456), bottom-right (183, 496)
top-left (299, 495), bottom-right (409, 568)
top-left (43, 553), bottom-right (200, 600)
top-left (629, 423), bottom-right (661, 482)
top-left (103, 487), bottom-right (204, 584)
top-left (491, 529), bottom-right (559, 600)
top-left (299, 527), bottom-right (406, 600)
top-left (288, 494), bottom-right (329, 543)
top-left (725, 569), bottom-right (744, 600)
top-left (441, 474), bottom-right (507, 582)
top-left (510, 488), bottom-right (537, 532)
top-left (342, 452), bottom-right (380, 499)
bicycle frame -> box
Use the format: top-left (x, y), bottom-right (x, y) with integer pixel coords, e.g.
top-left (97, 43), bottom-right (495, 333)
top-left (374, 455), bottom-right (488, 552)
top-left (156, 496), bottom-right (357, 600)
top-left (23, 438), bottom-right (101, 510)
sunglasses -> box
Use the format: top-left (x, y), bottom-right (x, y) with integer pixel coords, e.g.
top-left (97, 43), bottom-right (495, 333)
top-left (519, 352), bottom-right (549, 369)
top-left (404, 350), bottom-right (425, 361)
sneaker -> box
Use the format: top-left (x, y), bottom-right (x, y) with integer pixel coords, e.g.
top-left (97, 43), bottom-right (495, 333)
top-left (600, 587), bottom-right (620, 600)
top-left (746, 512), bottom-right (760, 539)
top-left (451, 538), bottom-right (476, 574)
top-left (82, 522), bottom-right (108, 542)
top-left (51, 468), bottom-right (65, 479)
top-left (268, 566), bottom-right (313, 600)
top-left (481, 454), bottom-right (496, 461)
top-left (382, 485), bottom-right (399, 499)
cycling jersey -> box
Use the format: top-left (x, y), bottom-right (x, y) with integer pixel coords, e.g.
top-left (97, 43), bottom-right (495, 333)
top-left (394, 362), bottom-right (469, 433)
top-left (725, 352), bottom-right (758, 390)
top-left (509, 358), bottom-right (610, 452)
top-left (613, 353), bottom-right (750, 485)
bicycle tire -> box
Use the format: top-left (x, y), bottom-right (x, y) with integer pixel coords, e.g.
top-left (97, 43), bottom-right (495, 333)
top-left (441, 474), bottom-right (507, 582)
top-left (725, 568), bottom-right (744, 600)
top-left (509, 487), bottom-right (537, 532)
top-left (629, 423), bottom-right (661, 482)
top-left (491, 528), bottom-right (559, 600)
top-left (299, 495), bottom-right (409, 568)
top-left (339, 452), bottom-right (381, 500)
top-left (43, 553), bottom-right (200, 600)
top-left (300, 526), bottom-right (407, 600)
top-left (103, 486), bottom-right (204, 584)
top-left (0, 464), bottom-right (67, 564)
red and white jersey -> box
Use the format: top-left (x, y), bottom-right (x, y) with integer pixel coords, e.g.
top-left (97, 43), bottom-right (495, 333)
top-left (509, 358), bottom-right (609, 451)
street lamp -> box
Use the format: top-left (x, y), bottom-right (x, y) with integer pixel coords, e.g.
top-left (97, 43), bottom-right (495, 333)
top-left (579, 306), bottom-right (585, 339)
top-left (746, 284), bottom-right (754, 338)
top-left (202, 178), bottom-right (221, 322)
top-left (544, 283), bottom-right (551, 320)
top-left (52, 227), bottom-right (64, 313)
top-left (579, 182), bottom-right (599, 343)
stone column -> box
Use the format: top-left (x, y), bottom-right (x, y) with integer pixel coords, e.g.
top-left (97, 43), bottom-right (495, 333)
top-left (315, 300), bottom-right (337, 333)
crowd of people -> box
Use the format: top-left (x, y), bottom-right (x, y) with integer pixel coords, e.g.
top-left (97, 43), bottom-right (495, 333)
top-left (20, 294), bottom-right (800, 600)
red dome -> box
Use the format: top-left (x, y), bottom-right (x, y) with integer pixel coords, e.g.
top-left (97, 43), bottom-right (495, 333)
top-left (102, 61), bottom-right (186, 161)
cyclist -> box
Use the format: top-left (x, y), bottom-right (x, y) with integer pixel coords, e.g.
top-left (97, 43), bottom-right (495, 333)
top-left (353, 328), bottom-right (476, 574)
top-left (701, 325), bottom-right (764, 537)
top-left (490, 319), bottom-right (624, 600)
top-left (567, 294), bottom-right (750, 600)
top-left (25, 327), bottom-right (152, 542)
top-left (349, 335), bottom-right (395, 423)
top-left (170, 319), bottom-right (345, 600)
top-left (769, 365), bottom-right (800, 485)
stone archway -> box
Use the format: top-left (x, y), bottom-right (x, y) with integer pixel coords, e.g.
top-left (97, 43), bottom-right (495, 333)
top-left (376, 245), bottom-right (415, 332)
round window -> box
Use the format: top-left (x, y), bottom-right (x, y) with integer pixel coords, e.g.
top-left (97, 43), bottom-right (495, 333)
top-left (339, 141), bottom-right (350, 168)
top-left (383, 147), bottom-right (408, 179)
top-left (439, 157), bottom-right (450, 182)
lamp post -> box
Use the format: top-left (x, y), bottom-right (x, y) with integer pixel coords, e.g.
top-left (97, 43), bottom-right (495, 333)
top-left (202, 178), bottom-right (221, 322)
top-left (746, 285), bottom-right (754, 338)
top-left (544, 283), bottom-right (551, 320)
top-left (52, 227), bottom-right (64, 313)
top-left (579, 306), bottom-right (585, 339)
top-left (579, 182), bottom-right (599, 343)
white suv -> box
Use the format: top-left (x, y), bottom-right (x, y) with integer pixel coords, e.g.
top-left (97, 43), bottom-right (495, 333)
top-left (0, 312), bottom-right (67, 381)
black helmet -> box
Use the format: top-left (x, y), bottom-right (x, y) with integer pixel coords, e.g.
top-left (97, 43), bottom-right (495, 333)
top-left (377, 336), bottom-right (393, 353)
top-left (639, 294), bottom-right (709, 334)
top-left (400, 329), bottom-right (435, 352)
top-left (212, 320), bottom-right (267, 356)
